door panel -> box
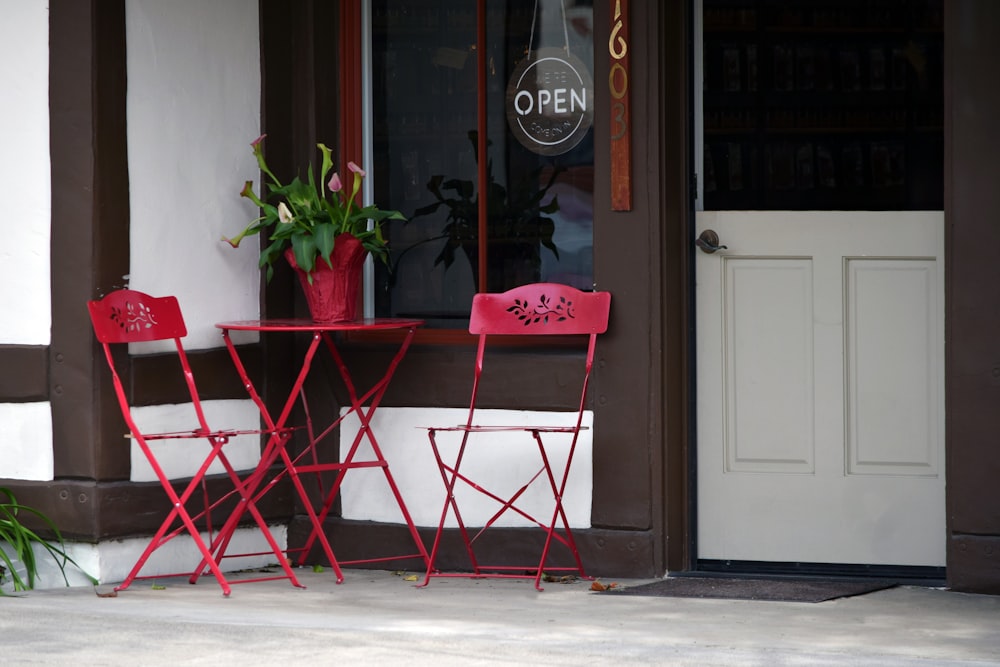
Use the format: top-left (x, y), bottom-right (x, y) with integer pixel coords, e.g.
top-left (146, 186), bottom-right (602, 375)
top-left (846, 259), bottom-right (941, 476)
top-left (696, 210), bottom-right (945, 566)
top-left (724, 257), bottom-right (814, 473)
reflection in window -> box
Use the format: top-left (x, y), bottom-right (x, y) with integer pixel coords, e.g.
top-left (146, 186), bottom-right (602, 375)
top-left (371, 0), bottom-right (594, 328)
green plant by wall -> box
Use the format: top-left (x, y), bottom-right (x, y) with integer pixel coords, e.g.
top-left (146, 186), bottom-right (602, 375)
top-left (0, 487), bottom-right (96, 595)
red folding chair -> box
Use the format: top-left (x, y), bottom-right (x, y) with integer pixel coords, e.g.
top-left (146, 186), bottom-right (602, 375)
top-left (419, 283), bottom-right (611, 591)
top-left (88, 289), bottom-right (302, 596)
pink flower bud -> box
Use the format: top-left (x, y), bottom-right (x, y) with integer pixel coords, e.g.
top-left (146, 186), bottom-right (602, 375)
top-left (328, 172), bottom-right (343, 192)
top-left (348, 161), bottom-right (366, 177)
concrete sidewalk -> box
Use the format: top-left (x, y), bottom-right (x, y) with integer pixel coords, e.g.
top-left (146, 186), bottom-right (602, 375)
top-left (2, 568), bottom-right (999, 666)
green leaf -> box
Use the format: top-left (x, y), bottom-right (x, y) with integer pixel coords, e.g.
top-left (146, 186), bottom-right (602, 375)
top-left (313, 224), bottom-right (336, 268)
top-left (259, 238), bottom-right (285, 273)
top-left (291, 233), bottom-right (318, 276)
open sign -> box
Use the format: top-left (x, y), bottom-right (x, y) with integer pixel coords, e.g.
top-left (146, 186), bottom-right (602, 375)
top-left (506, 48), bottom-right (594, 156)
top-left (512, 86), bottom-right (587, 117)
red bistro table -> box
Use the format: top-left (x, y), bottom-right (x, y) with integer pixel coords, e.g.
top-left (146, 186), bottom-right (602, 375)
top-left (204, 318), bottom-right (429, 584)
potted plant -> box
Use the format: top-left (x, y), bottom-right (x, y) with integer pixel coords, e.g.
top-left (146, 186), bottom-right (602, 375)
top-left (224, 135), bottom-right (405, 322)
top-left (402, 131), bottom-right (563, 293)
top-left (1, 487), bottom-right (95, 595)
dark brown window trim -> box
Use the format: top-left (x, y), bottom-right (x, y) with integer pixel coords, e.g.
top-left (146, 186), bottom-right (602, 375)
top-left (342, 329), bottom-right (588, 349)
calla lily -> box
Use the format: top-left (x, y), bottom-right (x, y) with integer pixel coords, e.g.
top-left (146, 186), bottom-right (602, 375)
top-left (225, 135), bottom-right (403, 282)
top-left (343, 161), bottom-right (366, 224)
top-left (250, 134), bottom-right (281, 186)
top-left (328, 172), bottom-right (343, 193)
top-left (240, 180), bottom-right (267, 209)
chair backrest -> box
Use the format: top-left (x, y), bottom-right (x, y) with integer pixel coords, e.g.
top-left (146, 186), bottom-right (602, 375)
top-left (88, 289), bottom-right (210, 434)
top-left (88, 290), bottom-right (187, 343)
top-left (469, 283), bottom-right (611, 337)
top-left (464, 283), bottom-right (611, 428)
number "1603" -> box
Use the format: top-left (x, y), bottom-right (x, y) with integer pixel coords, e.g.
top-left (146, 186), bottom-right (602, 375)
top-left (609, 1), bottom-right (628, 141)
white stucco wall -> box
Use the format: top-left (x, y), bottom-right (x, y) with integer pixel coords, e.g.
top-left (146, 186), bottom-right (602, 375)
top-left (0, 1), bottom-right (54, 481)
top-left (0, 0), bottom-right (51, 347)
top-left (125, 0), bottom-right (262, 352)
top-left (0, 525), bottom-right (284, 592)
top-left (118, 0), bottom-right (264, 481)
top-left (0, 402), bottom-right (53, 481)
top-left (340, 407), bottom-right (594, 528)
top-left (128, 400), bottom-right (266, 482)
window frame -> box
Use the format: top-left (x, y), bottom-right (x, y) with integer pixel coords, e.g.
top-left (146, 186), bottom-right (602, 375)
top-left (349, 0), bottom-right (591, 346)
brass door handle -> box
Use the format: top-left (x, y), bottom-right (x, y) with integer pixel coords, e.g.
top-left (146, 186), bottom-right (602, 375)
top-left (695, 229), bottom-right (728, 254)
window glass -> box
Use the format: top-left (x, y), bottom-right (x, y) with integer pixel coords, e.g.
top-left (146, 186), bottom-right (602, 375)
top-left (372, 0), bottom-right (594, 327)
top-left (702, 0), bottom-right (943, 211)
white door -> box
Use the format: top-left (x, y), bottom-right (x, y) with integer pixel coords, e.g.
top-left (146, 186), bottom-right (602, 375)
top-left (695, 210), bottom-right (945, 566)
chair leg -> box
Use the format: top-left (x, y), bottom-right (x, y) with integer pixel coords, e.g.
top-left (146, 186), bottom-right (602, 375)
top-left (420, 431), bottom-right (479, 587)
top-left (418, 433), bottom-right (446, 587)
top-left (533, 433), bottom-right (589, 590)
top-left (119, 437), bottom-right (254, 596)
top-left (188, 435), bottom-right (303, 589)
top-left (421, 429), bottom-right (591, 590)
top-left (115, 474), bottom-right (233, 597)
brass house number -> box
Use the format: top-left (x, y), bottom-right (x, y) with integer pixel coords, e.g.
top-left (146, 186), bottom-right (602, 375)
top-left (609, 0), bottom-right (631, 211)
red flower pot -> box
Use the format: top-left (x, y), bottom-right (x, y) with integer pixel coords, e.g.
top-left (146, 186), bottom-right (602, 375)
top-left (284, 234), bottom-right (367, 322)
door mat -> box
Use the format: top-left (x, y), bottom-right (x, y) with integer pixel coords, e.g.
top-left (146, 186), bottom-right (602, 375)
top-left (606, 577), bottom-right (897, 603)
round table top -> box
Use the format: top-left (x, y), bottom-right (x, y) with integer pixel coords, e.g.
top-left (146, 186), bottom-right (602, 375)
top-left (215, 318), bottom-right (424, 332)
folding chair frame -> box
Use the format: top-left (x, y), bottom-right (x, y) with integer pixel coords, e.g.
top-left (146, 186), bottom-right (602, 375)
top-left (88, 290), bottom-right (302, 596)
top-left (419, 283), bottom-right (611, 591)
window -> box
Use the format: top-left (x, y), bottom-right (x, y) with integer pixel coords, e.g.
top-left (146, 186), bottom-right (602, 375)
top-left (701, 0), bottom-right (943, 211)
top-left (370, 0), bottom-right (595, 328)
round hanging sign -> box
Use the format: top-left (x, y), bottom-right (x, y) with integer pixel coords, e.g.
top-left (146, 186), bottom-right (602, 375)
top-left (505, 47), bottom-right (594, 156)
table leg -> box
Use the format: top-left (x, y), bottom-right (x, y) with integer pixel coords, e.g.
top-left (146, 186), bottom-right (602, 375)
top-left (291, 328), bottom-right (429, 571)
top-left (189, 330), bottom-right (318, 589)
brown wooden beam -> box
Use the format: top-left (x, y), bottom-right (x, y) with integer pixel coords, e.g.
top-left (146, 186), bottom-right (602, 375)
top-left (289, 517), bottom-right (658, 579)
top-left (50, 0), bottom-right (131, 481)
top-left (3, 476), bottom-right (295, 542)
top-left (0, 346), bottom-right (48, 402)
